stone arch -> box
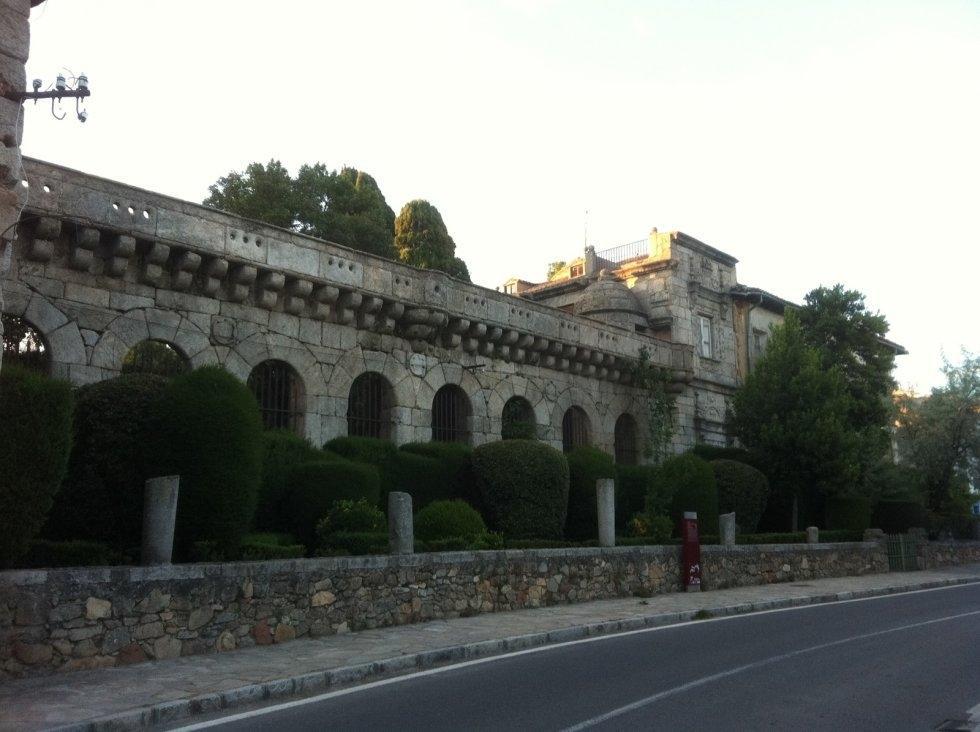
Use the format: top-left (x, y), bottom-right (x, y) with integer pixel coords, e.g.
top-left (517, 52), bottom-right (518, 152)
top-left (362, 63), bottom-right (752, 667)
top-left (347, 371), bottom-right (395, 440)
top-left (247, 359), bottom-right (306, 434)
top-left (120, 339), bottom-right (190, 377)
top-left (431, 383), bottom-right (472, 444)
top-left (548, 386), bottom-right (600, 442)
top-left (614, 412), bottom-right (640, 465)
top-left (561, 405), bottom-right (592, 452)
top-left (91, 308), bottom-right (220, 375)
top-left (420, 362), bottom-right (491, 444)
top-left (3, 290), bottom-right (85, 382)
top-left (484, 375), bottom-right (550, 436)
top-left (1, 312), bottom-right (52, 374)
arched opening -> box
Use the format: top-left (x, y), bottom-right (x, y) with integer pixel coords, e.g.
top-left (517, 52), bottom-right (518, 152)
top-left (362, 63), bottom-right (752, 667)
top-left (1, 314), bottom-right (50, 374)
top-left (347, 371), bottom-right (393, 439)
top-left (121, 340), bottom-right (189, 378)
top-left (614, 413), bottom-right (639, 465)
top-left (501, 396), bottom-right (536, 439)
top-left (562, 406), bottom-right (591, 452)
top-left (432, 384), bottom-right (471, 444)
top-left (248, 359), bottom-right (304, 432)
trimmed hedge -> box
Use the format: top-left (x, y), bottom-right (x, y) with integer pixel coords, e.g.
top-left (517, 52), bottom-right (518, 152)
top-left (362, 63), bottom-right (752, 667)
top-left (239, 532), bottom-right (305, 560)
top-left (20, 539), bottom-right (121, 568)
top-left (317, 531), bottom-right (389, 556)
top-left (415, 500), bottom-right (486, 542)
top-left (615, 465), bottom-right (656, 531)
top-left (318, 499), bottom-right (386, 535)
top-left (145, 366), bottom-right (264, 557)
top-left (690, 444), bottom-right (767, 472)
top-left (0, 366), bottom-right (74, 564)
top-left (565, 446), bottom-right (616, 540)
top-left (46, 374), bottom-right (168, 550)
top-left (872, 500), bottom-right (930, 534)
top-left (283, 459), bottom-right (381, 549)
top-left (711, 459), bottom-right (770, 534)
top-left (824, 496), bottom-right (873, 532)
top-left (255, 430), bottom-right (325, 531)
top-left (472, 440), bottom-right (569, 539)
top-left (399, 441), bottom-right (476, 506)
top-left (649, 454), bottom-right (719, 535)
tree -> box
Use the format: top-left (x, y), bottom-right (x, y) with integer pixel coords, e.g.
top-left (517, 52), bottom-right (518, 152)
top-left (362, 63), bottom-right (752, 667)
top-left (895, 352), bottom-right (979, 516)
top-left (203, 160), bottom-right (297, 230)
top-left (546, 261), bottom-right (566, 280)
top-left (730, 311), bottom-right (860, 529)
top-left (394, 200), bottom-right (471, 282)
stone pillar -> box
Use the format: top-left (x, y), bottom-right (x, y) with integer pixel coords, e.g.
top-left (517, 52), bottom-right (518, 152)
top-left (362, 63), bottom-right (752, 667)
top-left (388, 491), bottom-right (414, 555)
top-left (141, 476), bottom-right (179, 565)
top-left (596, 478), bottom-right (615, 548)
top-left (719, 512), bottom-right (736, 547)
top-left (0, 0), bottom-right (32, 372)
top-left (806, 526), bottom-right (819, 544)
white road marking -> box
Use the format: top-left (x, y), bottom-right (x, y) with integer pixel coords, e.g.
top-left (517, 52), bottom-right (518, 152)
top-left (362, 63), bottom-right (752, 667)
top-left (173, 581), bottom-right (978, 731)
top-left (562, 608), bottom-right (980, 731)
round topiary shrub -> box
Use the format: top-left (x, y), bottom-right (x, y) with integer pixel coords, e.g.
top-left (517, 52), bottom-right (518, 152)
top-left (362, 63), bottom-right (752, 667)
top-left (46, 374), bottom-right (168, 551)
top-left (324, 435), bottom-right (398, 468)
top-left (710, 459), bottom-right (770, 534)
top-left (414, 500), bottom-right (486, 542)
top-left (255, 430), bottom-right (325, 531)
top-left (399, 441), bottom-right (476, 506)
top-left (872, 499), bottom-right (930, 534)
top-left (564, 446), bottom-right (616, 540)
top-left (0, 366), bottom-right (73, 564)
top-left (145, 366), bottom-right (264, 557)
top-left (472, 439), bottom-right (569, 539)
top-left (824, 496), bottom-right (873, 532)
top-left (319, 498), bottom-right (386, 535)
top-left (648, 453), bottom-right (719, 535)
top-left (283, 458), bottom-right (381, 549)
top-left (615, 465), bottom-right (656, 531)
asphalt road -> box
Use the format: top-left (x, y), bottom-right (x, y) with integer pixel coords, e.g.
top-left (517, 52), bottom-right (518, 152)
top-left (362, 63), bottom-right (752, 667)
top-left (181, 583), bottom-right (980, 731)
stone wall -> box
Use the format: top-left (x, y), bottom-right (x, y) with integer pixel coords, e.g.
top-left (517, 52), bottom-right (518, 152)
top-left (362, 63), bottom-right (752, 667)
top-left (0, 542), bottom-right (885, 679)
top-left (918, 541), bottom-right (980, 569)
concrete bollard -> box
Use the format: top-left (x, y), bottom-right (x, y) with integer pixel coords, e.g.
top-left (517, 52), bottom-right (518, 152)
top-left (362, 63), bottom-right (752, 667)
top-left (596, 478), bottom-right (615, 548)
top-left (388, 491), bottom-right (414, 555)
top-left (806, 526), bottom-right (819, 544)
top-left (719, 512), bottom-right (736, 547)
top-left (142, 476), bottom-right (180, 565)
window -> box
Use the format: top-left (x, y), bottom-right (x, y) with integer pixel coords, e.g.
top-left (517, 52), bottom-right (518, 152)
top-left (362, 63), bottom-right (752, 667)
top-left (1, 314), bottom-right (50, 374)
top-left (698, 315), bottom-right (713, 359)
top-left (432, 384), bottom-right (470, 444)
top-left (502, 396), bottom-right (535, 439)
top-left (752, 328), bottom-right (768, 358)
top-left (570, 264), bottom-right (584, 277)
top-left (248, 360), bottom-right (303, 432)
top-left (121, 340), bottom-right (188, 378)
top-left (347, 372), bottom-right (392, 439)
top-left (614, 414), bottom-right (639, 465)
top-left (562, 406), bottom-right (590, 452)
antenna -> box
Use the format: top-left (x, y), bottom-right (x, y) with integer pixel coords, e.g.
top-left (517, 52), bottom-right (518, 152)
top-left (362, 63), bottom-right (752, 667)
top-left (584, 208), bottom-right (589, 251)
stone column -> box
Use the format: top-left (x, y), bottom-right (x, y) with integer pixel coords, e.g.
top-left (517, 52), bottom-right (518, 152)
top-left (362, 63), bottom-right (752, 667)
top-left (596, 478), bottom-right (615, 548)
top-left (719, 512), bottom-right (736, 547)
top-left (806, 526), bottom-right (819, 544)
top-left (141, 475), bottom-right (180, 565)
top-left (388, 491), bottom-right (414, 555)
top-left (0, 0), bottom-right (32, 372)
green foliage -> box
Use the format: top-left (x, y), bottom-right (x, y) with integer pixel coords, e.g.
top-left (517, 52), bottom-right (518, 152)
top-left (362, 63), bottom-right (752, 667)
top-left (399, 441), bottom-right (476, 505)
top-left (735, 532), bottom-right (805, 544)
top-left (47, 374), bottom-right (168, 551)
top-left (626, 347), bottom-right (674, 462)
top-left (710, 459), bottom-right (770, 534)
top-left (393, 200), bottom-right (471, 282)
top-left (317, 531), bottom-right (389, 556)
top-left (203, 159), bottom-right (297, 229)
top-left (121, 340), bottom-right (187, 378)
top-left (615, 465), bottom-right (656, 532)
top-left (318, 499), bottom-right (386, 535)
top-left (501, 398), bottom-right (537, 440)
top-left (0, 366), bottom-right (73, 564)
top-left (145, 366), bottom-right (264, 557)
top-left (819, 529), bottom-right (867, 542)
top-left (864, 461), bottom-right (926, 503)
top-left (623, 513), bottom-right (674, 543)
top-left (472, 440), bottom-right (570, 539)
top-left (283, 459), bottom-right (381, 550)
top-left (256, 430), bottom-right (325, 531)
top-left (325, 435), bottom-right (399, 465)
top-left (546, 261), bottom-right (567, 280)
top-left (239, 532), bottom-right (305, 560)
top-left (2, 313), bottom-right (49, 373)
top-left (824, 497), bottom-right (873, 532)
top-left (730, 311), bottom-right (860, 529)
top-left (647, 454), bottom-right (719, 534)
top-left (565, 446), bottom-right (616, 540)
top-left (690, 444), bottom-right (767, 473)
top-left (20, 539), bottom-right (120, 568)
top-left (414, 500), bottom-right (487, 542)
top-left (872, 500), bottom-right (930, 533)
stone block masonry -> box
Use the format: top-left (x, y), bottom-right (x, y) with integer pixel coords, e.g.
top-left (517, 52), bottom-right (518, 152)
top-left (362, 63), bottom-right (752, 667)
top-left (0, 542), bottom-right (891, 679)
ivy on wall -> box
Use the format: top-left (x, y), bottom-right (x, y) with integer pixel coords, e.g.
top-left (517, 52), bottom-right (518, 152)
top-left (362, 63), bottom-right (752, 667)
top-left (627, 347), bottom-right (675, 462)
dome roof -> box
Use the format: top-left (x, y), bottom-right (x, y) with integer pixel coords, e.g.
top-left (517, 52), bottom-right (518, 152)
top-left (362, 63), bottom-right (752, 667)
top-left (574, 271), bottom-right (649, 328)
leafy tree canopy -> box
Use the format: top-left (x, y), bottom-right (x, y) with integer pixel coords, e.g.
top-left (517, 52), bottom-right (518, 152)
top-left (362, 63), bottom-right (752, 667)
top-left (394, 200), bottom-right (471, 282)
top-left (547, 261), bottom-right (567, 280)
top-left (203, 160), bottom-right (296, 230)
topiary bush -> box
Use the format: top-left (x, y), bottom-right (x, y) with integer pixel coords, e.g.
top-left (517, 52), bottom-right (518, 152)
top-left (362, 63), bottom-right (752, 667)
top-left (283, 459), bottom-right (381, 549)
top-left (710, 459), bottom-right (770, 534)
top-left (19, 539), bottom-right (120, 568)
top-left (0, 366), bottom-right (73, 564)
top-left (317, 531), bottom-right (389, 556)
top-left (318, 499), bottom-right (386, 535)
top-left (872, 500), bottom-right (930, 534)
top-left (238, 532), bottom-right (305, 560)
top-left (564, 446), bottom-right (616, 540)
top-left (324, 435), bottom-right (398, 469)
top-left (399, 441), bottom-right (476, 506)
top-left (824, 496), bottom-right (873, 532)
top-left (615, 465), bottom-right (655, 532)
top-left (255, 430), bottom-right (325, 531)
top-left (46, 374), bottom-right (168, 551)
top-left (144, 366), bottom-right (264, 558)
top-left (414, 500), bottom-right (486, 542)
top-left (648, 453), bottom-right (719, 535)
top-left (472, 439), bottom-right (569, 539)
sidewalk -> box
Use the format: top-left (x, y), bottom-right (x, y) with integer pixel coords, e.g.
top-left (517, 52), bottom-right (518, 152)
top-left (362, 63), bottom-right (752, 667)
top-left (3, 564), bottom-right (979, 732)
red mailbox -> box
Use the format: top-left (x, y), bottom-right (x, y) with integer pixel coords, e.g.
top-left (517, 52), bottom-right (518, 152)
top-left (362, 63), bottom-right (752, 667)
top-left (681, 511), bottom-right (701, 592)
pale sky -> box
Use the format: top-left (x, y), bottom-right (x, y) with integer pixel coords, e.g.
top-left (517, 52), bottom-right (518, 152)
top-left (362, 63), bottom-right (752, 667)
top-left (21, 0), bottom-right (980, 392)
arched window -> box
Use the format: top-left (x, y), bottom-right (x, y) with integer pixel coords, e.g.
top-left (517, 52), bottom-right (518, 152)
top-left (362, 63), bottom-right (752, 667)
top-left (347, 372), bottom-right (392, 439)
top-left (121, 340), bottom-right (188, 378)
top-left (248, 360), bottom-right (303, 432)
top-left (562, 406), bottom-right (590, 452)
top-left (614, 413), bottom-right (639, 465)
top-left (501, 396), bottom-right (536, 439)
top-left (1, 314), bottom-right (50, 374)
top-left (432, 384), bottom-right (470, 444)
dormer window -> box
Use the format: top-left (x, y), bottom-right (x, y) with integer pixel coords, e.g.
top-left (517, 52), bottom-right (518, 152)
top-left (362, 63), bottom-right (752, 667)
top-left (570, 264), bottom-right (584, 277)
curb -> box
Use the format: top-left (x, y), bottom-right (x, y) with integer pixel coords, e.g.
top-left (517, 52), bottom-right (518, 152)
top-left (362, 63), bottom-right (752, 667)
top-left (53, 575), bottom-right (980, 732)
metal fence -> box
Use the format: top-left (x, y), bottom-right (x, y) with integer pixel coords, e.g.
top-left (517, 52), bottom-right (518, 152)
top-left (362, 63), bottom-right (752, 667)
top-left (886, 534), bottom-right (920, 572)
top-left (594, 239), bottom-right (648, 265)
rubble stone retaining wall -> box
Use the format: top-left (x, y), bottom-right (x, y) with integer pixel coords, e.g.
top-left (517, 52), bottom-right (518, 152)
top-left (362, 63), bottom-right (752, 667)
top-left (918, 541), bottom-right (980, 569)
top-left (0, 542), bottom-right (887, 679)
